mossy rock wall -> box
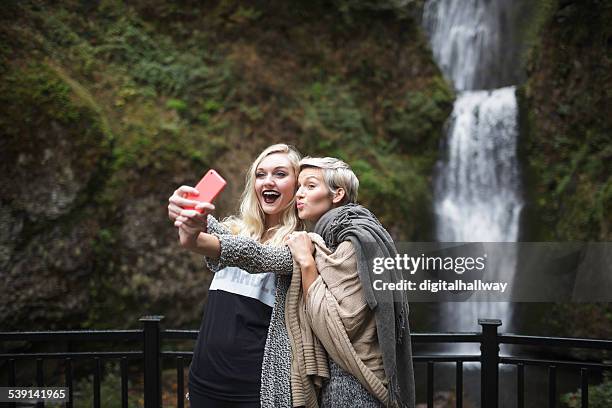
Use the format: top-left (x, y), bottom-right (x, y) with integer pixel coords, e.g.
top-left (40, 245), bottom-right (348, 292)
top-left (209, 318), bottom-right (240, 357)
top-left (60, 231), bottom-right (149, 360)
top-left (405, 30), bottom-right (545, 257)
top-left (0, 1), bottom-right (452, 330)
top-left (0, 62), bottom-right (112, 328)
top-left (516, 0), bottom-right (612, 341)
top-left (518, 0), bottom-right (611, 242)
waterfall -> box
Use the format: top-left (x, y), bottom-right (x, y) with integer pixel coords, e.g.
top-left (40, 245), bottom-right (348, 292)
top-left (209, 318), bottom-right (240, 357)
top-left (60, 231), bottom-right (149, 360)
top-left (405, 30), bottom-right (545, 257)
top-left (423, 0), bottom-right (524, 332)
top-left (434, 88), bottom-right (522, 244)
top-left (423, 0), bottom-right (519, 91)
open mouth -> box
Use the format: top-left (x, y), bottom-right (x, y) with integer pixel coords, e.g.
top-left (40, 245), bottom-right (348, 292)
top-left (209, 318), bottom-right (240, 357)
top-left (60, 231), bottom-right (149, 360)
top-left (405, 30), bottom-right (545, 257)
top-left (262, 190), bottom-right (281, 204)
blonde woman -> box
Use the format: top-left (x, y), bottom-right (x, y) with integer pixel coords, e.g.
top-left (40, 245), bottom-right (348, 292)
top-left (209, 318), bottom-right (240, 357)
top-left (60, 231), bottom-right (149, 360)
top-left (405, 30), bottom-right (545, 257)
top-left (286, 158), bottom-right (415, 408)
top-left (168, 144), bottom-right (302, 408)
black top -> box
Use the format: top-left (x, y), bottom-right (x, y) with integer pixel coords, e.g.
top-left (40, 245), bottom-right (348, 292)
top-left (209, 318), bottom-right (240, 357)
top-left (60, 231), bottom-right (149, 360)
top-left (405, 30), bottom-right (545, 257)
top-left (189, 289), bottom-right (272, 402)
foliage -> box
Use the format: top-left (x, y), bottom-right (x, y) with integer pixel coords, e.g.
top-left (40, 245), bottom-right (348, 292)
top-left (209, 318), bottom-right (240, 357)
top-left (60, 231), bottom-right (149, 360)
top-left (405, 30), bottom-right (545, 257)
top-left (299, 78), bottom-right (370, 156)
top-left (517, 0), bottom-right (612, 344)
top-left (519, 0), bottom-right (612, 241)
top-left (72, 363), bottom-right (142, 408)
top-left (0, 63), bottom-right (74, 125)
top-left (384, 76), bottom-right (454, 153)
top-left (0, 0), bottom-right (448, 329)
top-left (542, 303), bottom-right (612, 353)
top-left (331, 0), bottom-right (425, 22)
top-left (0, 60), bottom-right (114, 213)
top-left (562, 373), bottom-right (612, 408)
top-left (353, 153), bottom-right (433, 238)
top-left (294, 73), bottom-right (449, 239)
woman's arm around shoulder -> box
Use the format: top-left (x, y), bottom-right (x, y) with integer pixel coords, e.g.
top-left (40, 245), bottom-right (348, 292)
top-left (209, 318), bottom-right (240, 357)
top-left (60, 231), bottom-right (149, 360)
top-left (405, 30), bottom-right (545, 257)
top-left (205, 231), bottom-right (294, 275)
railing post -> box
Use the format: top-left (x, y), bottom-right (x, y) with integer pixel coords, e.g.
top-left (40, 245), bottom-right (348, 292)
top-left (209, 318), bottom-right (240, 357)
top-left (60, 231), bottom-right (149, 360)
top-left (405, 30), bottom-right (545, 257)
top-left (479, 318), bottom-right (502, 408)
top-left (141, 315), bottom-right (164, 408)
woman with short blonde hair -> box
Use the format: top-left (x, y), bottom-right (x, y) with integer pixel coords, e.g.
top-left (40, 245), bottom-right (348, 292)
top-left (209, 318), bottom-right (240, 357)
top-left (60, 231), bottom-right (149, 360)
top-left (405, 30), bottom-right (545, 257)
top-left (299, 156), bottom-right (359, 205)
top-left (287, 157), bottom-right (414, 407)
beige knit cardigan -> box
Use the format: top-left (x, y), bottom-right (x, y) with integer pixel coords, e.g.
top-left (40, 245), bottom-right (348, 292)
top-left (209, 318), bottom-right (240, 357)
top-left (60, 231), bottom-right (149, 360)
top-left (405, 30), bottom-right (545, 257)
top-left (285, 233), bottom-right (388, 408)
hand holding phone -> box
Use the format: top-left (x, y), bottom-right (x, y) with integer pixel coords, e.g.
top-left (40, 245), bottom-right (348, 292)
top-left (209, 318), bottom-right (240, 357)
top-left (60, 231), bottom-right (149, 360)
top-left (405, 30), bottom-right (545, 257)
top-left (186, 169), bottom-right (227, 213)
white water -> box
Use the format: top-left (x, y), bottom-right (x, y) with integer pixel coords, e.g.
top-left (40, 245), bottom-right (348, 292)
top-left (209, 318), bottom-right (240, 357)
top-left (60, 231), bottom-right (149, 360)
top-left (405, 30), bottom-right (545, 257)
top-left (423, 0), bottom-right (517, 91)
top-left (423, 0), bottom-right (524, 334)
top-left (434, 88), bottom-right (522, 244)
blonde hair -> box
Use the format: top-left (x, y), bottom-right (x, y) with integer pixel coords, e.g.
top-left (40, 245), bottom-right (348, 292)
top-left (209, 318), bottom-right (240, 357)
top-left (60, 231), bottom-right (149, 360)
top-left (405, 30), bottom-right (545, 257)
top-left (223, 144), bottom-right (302, 246)
top-left (299, 157), bottom-right (359, 204)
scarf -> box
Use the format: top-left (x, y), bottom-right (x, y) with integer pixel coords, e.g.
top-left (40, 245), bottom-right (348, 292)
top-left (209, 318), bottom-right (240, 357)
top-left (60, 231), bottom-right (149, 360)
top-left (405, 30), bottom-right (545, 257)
top-left (314, 203), bottom-right (416, 408)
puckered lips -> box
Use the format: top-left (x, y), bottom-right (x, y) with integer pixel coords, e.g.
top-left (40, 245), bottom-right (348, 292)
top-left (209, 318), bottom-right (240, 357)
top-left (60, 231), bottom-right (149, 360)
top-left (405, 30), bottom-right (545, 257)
top-left (296, 200), bottom-right (305, 210)
top-left (262, 189), bottom-right (281, 204)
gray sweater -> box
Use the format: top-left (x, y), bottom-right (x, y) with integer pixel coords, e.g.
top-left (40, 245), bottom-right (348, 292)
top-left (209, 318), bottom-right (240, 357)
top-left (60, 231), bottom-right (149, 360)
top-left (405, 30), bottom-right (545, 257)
top-left (204, 216), bottom-right (294, 408)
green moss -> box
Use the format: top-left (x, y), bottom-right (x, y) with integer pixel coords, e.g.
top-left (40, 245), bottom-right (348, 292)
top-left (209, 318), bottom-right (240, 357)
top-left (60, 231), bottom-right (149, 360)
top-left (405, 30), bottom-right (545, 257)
top-left (1, 0), bottom-right (448, 329)
top-left (562, 373), bottom-right (612, 408)
top-left (297, 77), bottom-right (372, 160)
top-left (353, 153), bottom-right (433, 239)
top-left (0, 63), bottom-right (77, 127)
top-left (518, 0), bottom-right (612, 342)
top-left (515, 0), bottom-right (557, 67)
top-left (166, 98), bottom-right (187, 112)
top-left (520, 0), bottom-right (612, 241)
top-left (0, 61), bottom-right (114, 187)
top-left (384, 76), bottom-right (454, 153)
top-left (291, 74), bottom-right (446, 239)
top-left (72, 363), bottom-right (141, 408)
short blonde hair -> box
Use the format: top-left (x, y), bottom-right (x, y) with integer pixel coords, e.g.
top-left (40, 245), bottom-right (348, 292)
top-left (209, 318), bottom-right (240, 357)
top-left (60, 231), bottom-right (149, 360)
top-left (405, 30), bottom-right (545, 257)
top-left (299, 157), bottom-right (359, 204)
top-left (224, 144), bottom-right (302, 246)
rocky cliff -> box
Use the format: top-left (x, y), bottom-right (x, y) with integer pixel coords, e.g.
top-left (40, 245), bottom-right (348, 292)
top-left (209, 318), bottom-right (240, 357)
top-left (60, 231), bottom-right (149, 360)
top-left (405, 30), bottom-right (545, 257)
top-left (0, 0), bottom-right (452, 329)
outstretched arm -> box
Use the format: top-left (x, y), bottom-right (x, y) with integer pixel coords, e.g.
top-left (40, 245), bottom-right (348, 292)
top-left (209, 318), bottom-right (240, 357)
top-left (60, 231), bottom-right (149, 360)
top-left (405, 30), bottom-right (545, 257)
top-left (205, 233), bottom-right (294, 275)
top-left (169, 187), bottom-right (293, 274)
top-left (175, 213), bottom-right (228, 258)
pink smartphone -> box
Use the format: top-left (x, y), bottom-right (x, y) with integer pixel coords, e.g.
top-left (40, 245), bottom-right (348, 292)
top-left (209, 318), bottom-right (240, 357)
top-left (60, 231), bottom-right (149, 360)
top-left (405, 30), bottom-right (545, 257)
top-left (186, 169), bottom-right (227, 212)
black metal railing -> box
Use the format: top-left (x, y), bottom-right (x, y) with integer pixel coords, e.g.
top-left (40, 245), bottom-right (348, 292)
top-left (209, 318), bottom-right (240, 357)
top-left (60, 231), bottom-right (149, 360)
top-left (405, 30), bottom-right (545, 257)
top-left (1, 317), bottom-right (611, 407)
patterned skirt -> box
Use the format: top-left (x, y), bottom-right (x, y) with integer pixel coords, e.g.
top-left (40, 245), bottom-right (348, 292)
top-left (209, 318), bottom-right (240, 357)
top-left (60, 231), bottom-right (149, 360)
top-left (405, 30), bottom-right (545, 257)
top-left (321, 360), bottom-right (385, 408)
